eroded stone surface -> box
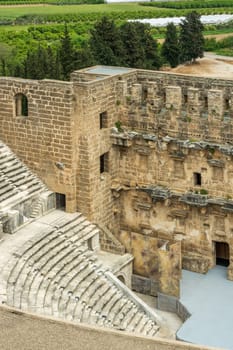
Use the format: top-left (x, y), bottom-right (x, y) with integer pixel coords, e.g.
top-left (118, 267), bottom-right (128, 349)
top-left (1, 66), bottom-right (233, 299)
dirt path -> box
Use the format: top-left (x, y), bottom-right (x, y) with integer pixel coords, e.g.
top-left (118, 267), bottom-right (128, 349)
top-left (161, 55), bottom-right (233, 79)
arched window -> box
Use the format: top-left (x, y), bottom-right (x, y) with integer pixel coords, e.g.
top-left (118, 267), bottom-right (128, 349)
top-left (15, 93), bottom-right (28, 117)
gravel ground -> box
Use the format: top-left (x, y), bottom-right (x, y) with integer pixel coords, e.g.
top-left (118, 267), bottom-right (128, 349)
top-left (168, 56), bottom-right (233, 79)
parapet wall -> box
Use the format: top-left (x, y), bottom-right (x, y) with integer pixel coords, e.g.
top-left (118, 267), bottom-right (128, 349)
top-left (0, 305), bottom-right (218, 350)
top-left (117, 70), bottom-right (233, 143)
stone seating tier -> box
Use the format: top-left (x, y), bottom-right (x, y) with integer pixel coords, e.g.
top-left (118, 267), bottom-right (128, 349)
top-left (0, 141), bottom-right (46, 206)
top-left (4, 212), bottom-right (159, 337)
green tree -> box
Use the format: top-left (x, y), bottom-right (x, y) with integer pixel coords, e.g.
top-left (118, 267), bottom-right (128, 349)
top-left (120, 22), bottom-right (145, 68)
top-left (89, 16), bottom-right (123, 66)
top-left (140, 23), bottom-right (161, 70)
top-left (73, 46), bottom-right (94, 71)
top-left (23, 45), bottom-right (59, 80)
top-left (120, 22), bottom-right (161, 69)
top-left (59, 24), bottom-right (75, 80)
top-left (179, 11), bottom-right (204, 64)
top-left (162, 22), bottom-right (180, 68)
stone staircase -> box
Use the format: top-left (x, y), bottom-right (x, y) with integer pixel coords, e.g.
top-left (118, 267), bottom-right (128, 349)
top-left (3, 211), bottom-right (160, 337)
top-left (0, 141), bottom-right (46, 205)
top-left (0, 140), bottom-right (55, 233)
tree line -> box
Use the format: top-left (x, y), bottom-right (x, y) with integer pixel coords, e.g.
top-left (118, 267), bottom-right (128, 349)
top-left (0, 11), bottom-right (204, 80)
top-left (162, 11), bottom-right (204, 67)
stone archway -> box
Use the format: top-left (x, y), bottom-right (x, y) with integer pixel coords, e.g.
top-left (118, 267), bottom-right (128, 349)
top-left (117, 275), bottom-right (126, 284)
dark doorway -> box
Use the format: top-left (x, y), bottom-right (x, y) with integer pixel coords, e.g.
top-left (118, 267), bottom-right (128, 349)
top-left (194, 172), bottom-right (202, 186)
top-left (215, 241), bottom-right (229, 267)
top-left (56, 193), bottom-right (66, 210)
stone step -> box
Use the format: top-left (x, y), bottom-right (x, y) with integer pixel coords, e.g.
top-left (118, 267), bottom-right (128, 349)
top-left (0, 178), bottom-right (15, 190)
top-left (113, 299), bottom-right (133, 327)
top-left (44, 254), bottom-right (92, 307)
top-left (103, 296), bottom-right (125, 326)
top-left (64, 272), bottom-right (101, 319)
top-left (127, 311), bottom-right (144, 333)
top-left (134, 315), bottom-right (148, 334)
top-left (141, 320), bottom-right (158, 336)
top-left (88, 281), bottom-right (111, 310)
top-left (23, 249), bottom-right (81, 304)
top-left (57, 214), bottom-right (86, 235)
top-left (7, 228), bottom-right (57, 285)
top-left (15, 176), bottom-right (39, 188)
top-left (0, 186), bottom-right (19, 201)
top-left (106, 293), bottom-right (127, 323)
top-left (1, 163), bottom-right (24, 176)
top-left (60, 221), bottom-right (90, 242)
top-left (121, 305), bottom-right (138, 331)
top-left (0, 154), bottom-right (15, 165)
top-left (47, 213), bottom-right (83, 230)
top-left (51, 260), bottom-right (91, 314)
top-left (7, 172), bottom-right (32, 185)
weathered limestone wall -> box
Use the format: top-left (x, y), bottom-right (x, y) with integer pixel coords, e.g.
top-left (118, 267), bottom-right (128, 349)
top-left (118, 71), bottom-right (233, 143)
top-left (111, 131), bottom-right (233, 283)
top-left (158, 241), bottom-right (181, 297)
top-left (2, 68), bottom-right (233, 293)
top-left (110, 67), bottom-right (233, 290)
top-left (0, 77), bottom-right (76, 212)
top-left (112, 134), bottom-right (233, 199)
top-left (71, 71), bottom-right (137, 230)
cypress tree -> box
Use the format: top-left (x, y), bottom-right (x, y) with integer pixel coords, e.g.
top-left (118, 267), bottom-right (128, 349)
top-left (179, 11), bottom-right (204, 64)
top-left (120, 22), bottom-right (161, 69)
top-left (59, 24), bottom-right (74, 80)
top-left (1, 58), bottom-right (6, 76)
top-left (162, 22), bottom-right (180, 68)
top-left (120, 22), bottom-right (145, 68)
top-left (89, 16), bottom-right (123, 66)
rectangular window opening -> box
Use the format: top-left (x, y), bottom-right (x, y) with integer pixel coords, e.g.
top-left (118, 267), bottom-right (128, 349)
top-left (194, 172), bottom-right (202, 186)
top-left (100, 111), bottom-right (108, 129)
top-left (100, 152), bottom-right (109, 173)
top-left (225, 98), bottom-right (230, 110)
top-left (163, 91), bottom-right (166, 103)
top-left (204, 96), bottom-right (208, 109)
top-left (142, 87), bottom-right (148, 103)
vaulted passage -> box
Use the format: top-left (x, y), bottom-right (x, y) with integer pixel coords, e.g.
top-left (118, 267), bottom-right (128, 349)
top-left (215, 242), bottom-right (229, 267)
